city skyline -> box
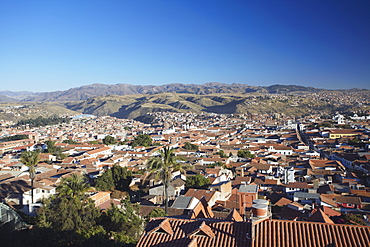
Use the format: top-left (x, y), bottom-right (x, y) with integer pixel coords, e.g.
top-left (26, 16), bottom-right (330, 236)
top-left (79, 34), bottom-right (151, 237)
top-left (1, 0), bottom-right (370, 92)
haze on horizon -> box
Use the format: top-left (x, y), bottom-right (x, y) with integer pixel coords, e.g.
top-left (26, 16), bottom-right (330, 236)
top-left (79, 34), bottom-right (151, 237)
top-left (1, 0), bottom-right (369, 92)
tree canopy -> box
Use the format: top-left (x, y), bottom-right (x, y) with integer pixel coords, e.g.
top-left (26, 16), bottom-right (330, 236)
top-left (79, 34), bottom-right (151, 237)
top-left (56, 173), bottom-right (91, 198)
top-left (62, 139), bottom-right (79, 144)
top-left (103, 135), bottom-right (117, 145)
top-left (146, 208), bottom-right (167, 221)
top-left (147, 147), bottom-right (181, 213)
top-left (20, 150), bottom-right (40, 204)
top-left (131, 134), bottom-right (152, 147)
top-left (216, 149), bottom-right (227, 158)
top-left (14, 115), bottom-right (70, 128)
top-left (1, 134), bottom-right (28, 142)
top-left (186, 174), bottom-right (210, 189)
top-left (33, 173), bottom-right (142, 246)
top-left (99, 198), bottom-right (143, 242)
top-left (237, 149), bottom-right (256, 158)
top-left (44, 140), bottom-right (66, 160)
top-left (184, 142), bottom-right (198, 150)
top-left (95, 165), bottom-right (132, 192)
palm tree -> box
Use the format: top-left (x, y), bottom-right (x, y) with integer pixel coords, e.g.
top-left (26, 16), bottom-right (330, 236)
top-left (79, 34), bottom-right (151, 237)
top-left (20, 150), bottom-right (40, 204)
top-left (147, 146), bottom-right (182, 214)
top-left (57, 173), bottom-right (90, 198)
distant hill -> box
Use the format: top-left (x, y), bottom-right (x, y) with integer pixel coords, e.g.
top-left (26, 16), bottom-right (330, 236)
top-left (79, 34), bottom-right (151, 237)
top-left (0, 91), bottom-right (38, 101)
top-left (64, 91), bottom-right (370, 121)
top-left (0, 95), bottom-right (19, 102)
top-left (0, 83), bottom-right (344, 102)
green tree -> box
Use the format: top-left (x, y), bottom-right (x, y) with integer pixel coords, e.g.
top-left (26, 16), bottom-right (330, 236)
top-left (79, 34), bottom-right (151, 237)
top-left (131, 134), bottom-right (152, 147)
top-left (216, 149), bottom-right (227, 158)
top-left (15, 115), bottom-right (70, 128)
top-left (20, 151), bottom-right (40, 204)
top-left (56, 173), bottom-right (91, 198)
top-left (38, 174), bottom-right (100, 233)
top-left (44, 140), bottom-right (57, 153)
top-left (44, 140), bottom-right (66, 160)
top-left (99, 199), bottom-right (143, 243)
top-left (184, 142), bottom-right (198, 150)
top-left (186, 174), bottom-right (210, 189)
top-left (147, 147), bottom-right (182, 214)
top-left (237, 149), bottom-right (256, 158)
top-left (62, 139), bottom-right (79, 144)
top-left (37, 196), bottom-right (100, 232)
top-left (146, 208), bottom-right (167, 221)
top-left (95, 165), bottom-right (132, 192)
top-left (1, 134), bottom-right (28, 141)
top-left (103, 135), bottom-right (117, 145)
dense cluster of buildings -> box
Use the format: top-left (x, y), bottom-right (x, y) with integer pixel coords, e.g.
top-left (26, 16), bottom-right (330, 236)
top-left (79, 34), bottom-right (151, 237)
top-left (0, 111), bottom-right (370, 246)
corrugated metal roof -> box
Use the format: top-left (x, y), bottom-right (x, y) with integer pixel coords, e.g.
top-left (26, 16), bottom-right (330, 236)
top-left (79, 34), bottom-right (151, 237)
top-left (172, 196), bottom-right (193, 209)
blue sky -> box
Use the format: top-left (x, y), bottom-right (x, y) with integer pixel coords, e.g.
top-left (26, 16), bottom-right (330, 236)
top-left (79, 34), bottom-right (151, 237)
top-left (1, 0), bottom-right (369, 92)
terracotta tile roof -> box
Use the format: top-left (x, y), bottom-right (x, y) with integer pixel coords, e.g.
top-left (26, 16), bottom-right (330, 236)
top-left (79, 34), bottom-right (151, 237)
top-left (188, 221), bottom-right (215, 238)
top-left (329, 129), bottom-right (363, 135)
top-left (225, 208), bottom-right (243, 222)
top-left (274, 197), bottom-right (292, 207)
top-left (284, 182), bottom-right (309, 189)
top-left (190, 197), bottom-right (214, 219)
top-left (307, 208), bottom-right (334, 224)
top-left (253, 219), bottom-right (370, 247)
top-left (137, 218), bottom-right (252, 247)
top-left (185, 189), bottom-right (217, 203)
top-left (232, 176), bottom-right (252, 186)
top-left (147, 218), bottom-right (174, 236)
top-left (335, 195), bottom-right (362, 205)
top-left (321, 206), bottom-right (341, 217)
top-left (276, 206), bottom-right (303, 220)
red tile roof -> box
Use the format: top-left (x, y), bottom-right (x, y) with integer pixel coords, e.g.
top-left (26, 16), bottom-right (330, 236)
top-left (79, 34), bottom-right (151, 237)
top-left (253, 219), bottom-right (370, 247)
top-left (307, 208), bottom-right (334, 224)
top-left (274, 197), bottom-right (292, 207)
top-left (137, 218), bottom-right (252, 247)
top-left (185, 189), bottom-right (217, 203)
top-left (225, 208), bottom-right (243, 222)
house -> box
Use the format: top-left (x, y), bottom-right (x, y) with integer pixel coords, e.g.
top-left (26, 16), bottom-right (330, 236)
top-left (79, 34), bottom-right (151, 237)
top-left (335, 195), bottom-right (362, 209)
top-left (85, 146), bottom-right (112, 158)
top-left (293, 192), bottom-right (320, 205)
top-left (171, 196), bottom-right (200, 210)
top-left (0, 179), bottom-right (56, 211)
top-left (88, 191), bottom-right (111, 207)
top-left (149, 184), bottom-right (176, 205)
top-left (184, 189), bottom-right (219, 207)
top-left (266, 144), bottom-right (293, 156)
top-left (328, 129), bottom-right (363, 139)
top-left (309, 159), bottom-right (345, 172)
top-left (170, 178), bottom-right (186, 196)
top-left (209, 180), bottom-right (232, 201)
top-left (284, 182), bottom-right (310, 197)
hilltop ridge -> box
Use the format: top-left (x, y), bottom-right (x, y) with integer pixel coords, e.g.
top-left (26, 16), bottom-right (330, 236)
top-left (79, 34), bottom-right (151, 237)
top-left (0, 83), bottom-right (363, 102)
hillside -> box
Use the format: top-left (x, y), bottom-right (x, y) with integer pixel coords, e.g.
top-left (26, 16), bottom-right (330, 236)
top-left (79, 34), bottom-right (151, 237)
top-left (64, 91), bottom-right (370, 121)
top-left (0, 83), bottom-right (346, 102)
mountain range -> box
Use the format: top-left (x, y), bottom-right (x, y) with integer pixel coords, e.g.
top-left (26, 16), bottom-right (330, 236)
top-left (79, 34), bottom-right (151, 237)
top-left (1, 83), bottom-right (369, 122)
top-left (0, 83), bottom-right (333, 102)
